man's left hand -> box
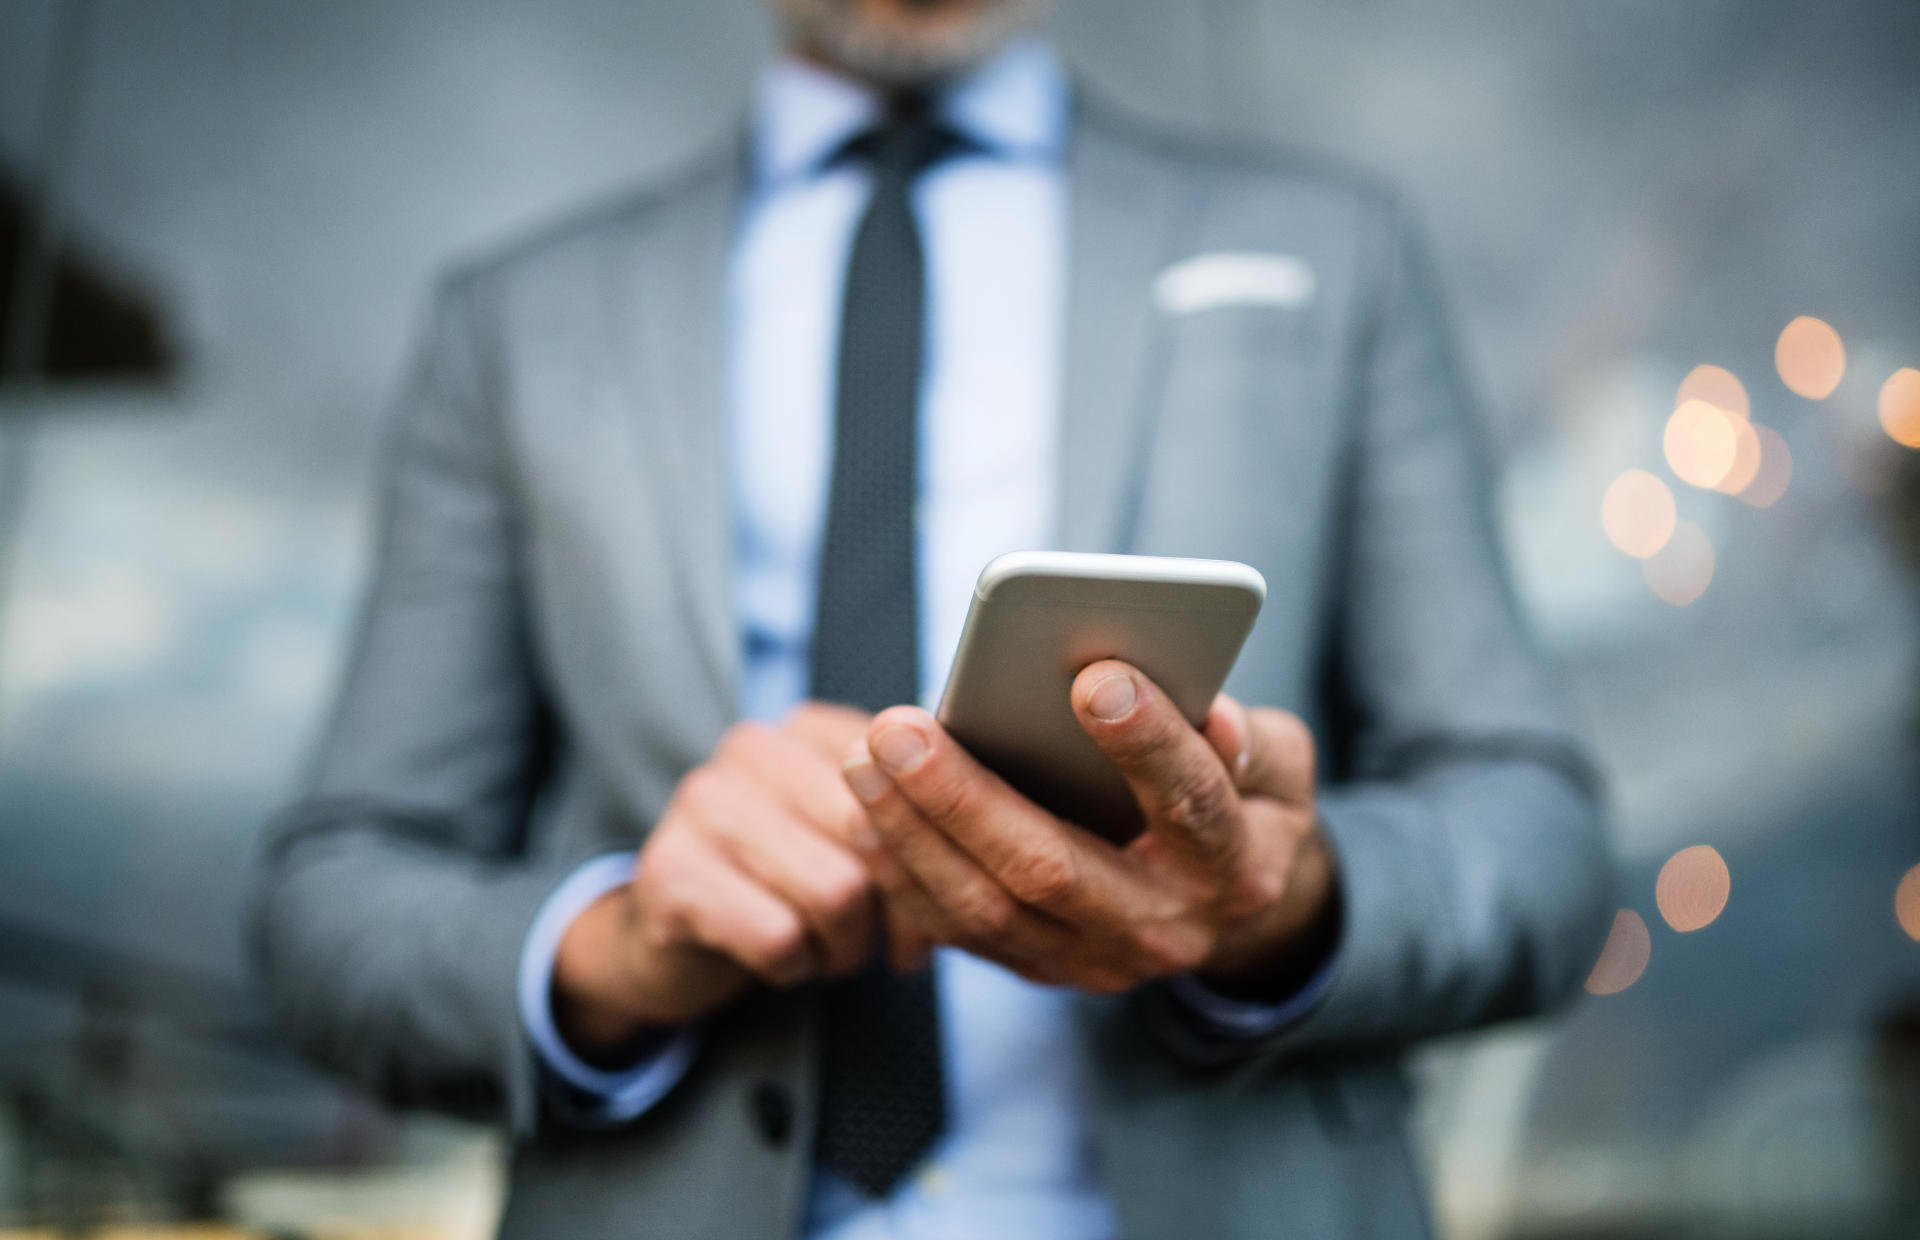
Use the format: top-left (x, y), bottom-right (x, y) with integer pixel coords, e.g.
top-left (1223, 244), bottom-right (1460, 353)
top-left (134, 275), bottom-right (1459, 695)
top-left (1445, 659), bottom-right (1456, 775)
top-left (840, 660), bottom-right (1339, 999)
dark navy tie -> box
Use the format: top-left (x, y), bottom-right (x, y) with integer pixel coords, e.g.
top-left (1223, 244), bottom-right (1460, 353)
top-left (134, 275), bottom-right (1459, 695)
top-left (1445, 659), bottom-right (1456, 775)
top-left (810, 97), bottom-right (967, 1199)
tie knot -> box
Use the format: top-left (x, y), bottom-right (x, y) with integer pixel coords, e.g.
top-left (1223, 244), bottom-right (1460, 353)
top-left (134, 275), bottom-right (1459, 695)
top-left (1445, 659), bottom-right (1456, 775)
top-left (838, 96), bottom-right (971, 180)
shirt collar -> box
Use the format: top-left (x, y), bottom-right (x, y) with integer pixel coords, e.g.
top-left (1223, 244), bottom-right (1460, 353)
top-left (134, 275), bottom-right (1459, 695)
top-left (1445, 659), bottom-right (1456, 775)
top-left (749, 37), bottom-right (1069, 187)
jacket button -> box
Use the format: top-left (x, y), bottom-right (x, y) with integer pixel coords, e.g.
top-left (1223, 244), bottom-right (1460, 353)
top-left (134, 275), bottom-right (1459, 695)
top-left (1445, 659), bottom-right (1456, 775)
top-left (750, 1080), bottom-right (793, 1146)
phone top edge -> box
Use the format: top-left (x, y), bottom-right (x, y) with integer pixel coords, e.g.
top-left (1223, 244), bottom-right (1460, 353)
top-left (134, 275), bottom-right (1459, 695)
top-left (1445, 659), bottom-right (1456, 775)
top-left (974, 551), bottom-right (1267, 603)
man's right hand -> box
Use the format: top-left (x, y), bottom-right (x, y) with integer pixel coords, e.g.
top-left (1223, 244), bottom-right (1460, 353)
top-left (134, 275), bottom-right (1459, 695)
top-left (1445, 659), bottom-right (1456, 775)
top-left (551, 704), bottom-right (881, 1063)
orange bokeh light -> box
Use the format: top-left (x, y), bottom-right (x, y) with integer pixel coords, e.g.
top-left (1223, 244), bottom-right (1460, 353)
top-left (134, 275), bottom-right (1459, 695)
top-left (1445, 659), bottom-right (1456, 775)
top-left (1879, 368), bottom-right (1920, 450)
top-left (1643, 520), bottom-right (1714, 606)
top-left (1585, 909), bottom-right (1651, 995)
top-left (1677, 364), bottom-right (1750, 420)
top-left (1738, 425), bottom-right (1793, 508)
top-left (1713, 416), bottom-right (1763, 495)
top-left (1775, 316), bottom-right (1846, 399)
top-left (1656, 845), bottom-right (1731, 932)
top-left (1664, 399), bottom-right (1739, 489)
top-left (1601, 469), bottom-right (1678, 559)
top-left (1897, 864), bottom-right (1920, 942)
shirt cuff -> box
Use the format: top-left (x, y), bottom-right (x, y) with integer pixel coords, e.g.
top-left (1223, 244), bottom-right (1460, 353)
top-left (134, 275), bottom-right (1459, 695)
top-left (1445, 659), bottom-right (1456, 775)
top-left (1166, 947), bottom-right (1342, 1039)
top-left (516, 850), bottom-right (699, 1124)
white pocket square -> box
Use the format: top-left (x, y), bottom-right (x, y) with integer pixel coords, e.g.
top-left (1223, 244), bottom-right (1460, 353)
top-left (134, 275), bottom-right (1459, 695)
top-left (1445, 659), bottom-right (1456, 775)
top-left (1153, 251), bottom-right (1317, 315)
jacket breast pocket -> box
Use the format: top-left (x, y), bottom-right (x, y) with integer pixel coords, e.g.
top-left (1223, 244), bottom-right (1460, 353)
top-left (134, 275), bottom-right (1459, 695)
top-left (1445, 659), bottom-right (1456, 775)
top-left (1132, 303), bottom-right (1341, 573)
top-left (1151, 301), bottom-right (1334, 467)
top-left (1162, 299), bottom-right (1324, 361)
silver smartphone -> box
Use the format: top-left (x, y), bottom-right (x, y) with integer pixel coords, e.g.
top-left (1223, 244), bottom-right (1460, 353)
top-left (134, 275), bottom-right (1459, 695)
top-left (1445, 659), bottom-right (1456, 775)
top-left (935, 551), bottom-right (1266, 842)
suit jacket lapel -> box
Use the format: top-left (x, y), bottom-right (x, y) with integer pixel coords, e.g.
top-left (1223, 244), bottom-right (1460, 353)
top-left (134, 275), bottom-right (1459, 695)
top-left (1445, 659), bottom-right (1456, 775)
top-left (1057, 103), bottom-right (1185, 555)
top-left (608, 105), bottom-right (1181, 741)
top-left (623, 142), bottom-right (746, 733)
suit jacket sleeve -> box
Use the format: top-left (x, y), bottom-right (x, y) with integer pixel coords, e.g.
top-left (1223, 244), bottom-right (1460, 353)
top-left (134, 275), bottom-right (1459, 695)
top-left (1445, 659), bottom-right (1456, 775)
top-left (249, 273), bottom-right (572, 1136)
top-left (1143, 196), bottom-right (1616, 1068)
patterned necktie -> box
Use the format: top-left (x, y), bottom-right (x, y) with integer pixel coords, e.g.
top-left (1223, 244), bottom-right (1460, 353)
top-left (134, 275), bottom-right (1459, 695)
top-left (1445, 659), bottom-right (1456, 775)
top-left (810, 96), bottom-right (966, 1199)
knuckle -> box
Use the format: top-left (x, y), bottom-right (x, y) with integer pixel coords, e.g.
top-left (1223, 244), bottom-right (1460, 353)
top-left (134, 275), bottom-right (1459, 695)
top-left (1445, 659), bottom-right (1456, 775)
top-left (644, 915), bottom-right (688, 957)
top-left (1132, 925), bottom-right (1211, 977)
top-left (677, 765), bottom-right (723, 813)
top-left (643, 883), bottom-right (706, 951)
top-left (718, 720), bottom-right (771, 763)
top-left (1158, 767), bottom-right (1234, 836)
top-left (637, 891), bottom-right (688, 950)
top-left (1000, 843), bottom-right (1077, 908)
top-left (1227, 863), bottom-right (1287, 916)
top-left (639, 824), bottom-right (695, 875)
top-left (675, 767), bottom-right (714, 806)
top-left (953, 884), bottom-right (1017, 939)
top-left (782, 703), bottom-right (831, 747)
top-left (746, 916), bottom-right (808, 976)
top-left (814, 863), bottom-right (873, 923)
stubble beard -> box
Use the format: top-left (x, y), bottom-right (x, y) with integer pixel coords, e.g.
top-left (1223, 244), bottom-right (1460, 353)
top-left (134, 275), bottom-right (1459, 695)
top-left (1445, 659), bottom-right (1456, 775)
top-left (778, 0), bottom-right (1048, 90)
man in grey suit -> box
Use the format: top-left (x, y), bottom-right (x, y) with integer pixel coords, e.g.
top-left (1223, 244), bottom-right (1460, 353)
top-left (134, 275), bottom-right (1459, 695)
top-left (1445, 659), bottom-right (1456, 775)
top-left (252, 1), bottom-right (1614, 1236)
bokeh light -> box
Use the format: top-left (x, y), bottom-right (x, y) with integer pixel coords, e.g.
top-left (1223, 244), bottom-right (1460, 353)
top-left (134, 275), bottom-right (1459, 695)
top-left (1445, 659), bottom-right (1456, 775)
top-left (1656, 844), bottom-right (1731, 932)
top-left (1738, 425), bottom-right (1793, 508)
top-left (1643, 519), bottom-right (1714, 606)
top-left (1879, 367), bottom-right (1920, 449)
top-left (1585, 909), bottom-right (1652, 995)
top-left (1664, 399), bottom-right (1739, 489)
top-left (1676, 363), bottom-right (1750, 419)
top-left (1897, 865), bottom-right (1920, 942)
top-left (1712, 416), bottom-right (1763, 495)
top-left (1774, 315), bottom-right (1846, 399)
top-left (1601, 469), bottom-right (1678, 558)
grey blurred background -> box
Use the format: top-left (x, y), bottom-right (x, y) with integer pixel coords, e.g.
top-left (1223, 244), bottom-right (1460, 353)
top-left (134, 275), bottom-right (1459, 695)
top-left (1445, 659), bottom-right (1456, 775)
top-left (1, 1), bottom-right (1916, 1236)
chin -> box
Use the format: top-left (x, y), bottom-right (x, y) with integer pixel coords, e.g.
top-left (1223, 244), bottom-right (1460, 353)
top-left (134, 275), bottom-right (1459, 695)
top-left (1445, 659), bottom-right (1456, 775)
top-left (775, 0), bottom-right (1047, 89)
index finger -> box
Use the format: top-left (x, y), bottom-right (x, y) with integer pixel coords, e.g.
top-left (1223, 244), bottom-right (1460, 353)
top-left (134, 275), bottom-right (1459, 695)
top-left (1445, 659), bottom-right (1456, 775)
top-left (1071, 660), bottom-right (1244, 873)
top-left (862, 706), bottom-right (1146, 926)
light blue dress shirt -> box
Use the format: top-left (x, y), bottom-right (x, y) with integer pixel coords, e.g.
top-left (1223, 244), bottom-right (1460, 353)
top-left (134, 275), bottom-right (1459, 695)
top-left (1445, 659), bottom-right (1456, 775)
top-left (516, 40), bottom-right (1333, 1239)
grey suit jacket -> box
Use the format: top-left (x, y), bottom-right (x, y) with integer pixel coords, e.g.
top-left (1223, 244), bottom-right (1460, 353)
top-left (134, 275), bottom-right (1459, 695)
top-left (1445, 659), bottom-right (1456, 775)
top-left (252, 97), bottom-right (1614, 1239)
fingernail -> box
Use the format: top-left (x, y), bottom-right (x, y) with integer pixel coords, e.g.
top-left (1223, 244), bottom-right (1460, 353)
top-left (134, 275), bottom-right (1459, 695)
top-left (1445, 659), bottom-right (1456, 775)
top-left (1088, 673), bottom-right (1137, 721)
top-left (843, 758), bottom-right (891, 804)
top-left (870, 724), bottom-right (928, 774)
